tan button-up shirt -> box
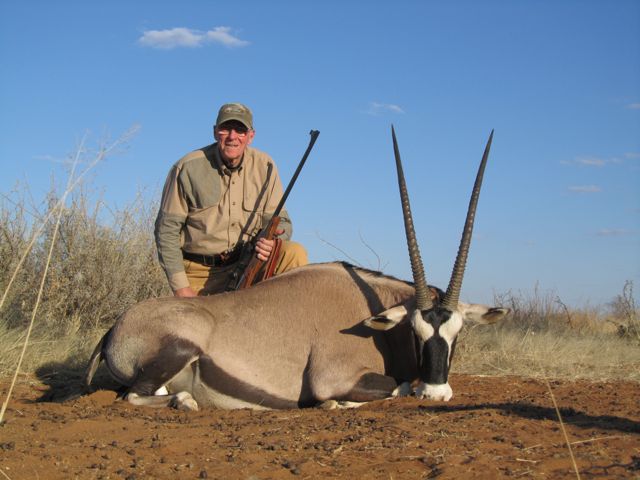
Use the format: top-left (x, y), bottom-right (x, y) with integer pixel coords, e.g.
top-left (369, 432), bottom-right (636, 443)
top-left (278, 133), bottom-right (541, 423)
top-left (155, 143), bottom-right (292, 291)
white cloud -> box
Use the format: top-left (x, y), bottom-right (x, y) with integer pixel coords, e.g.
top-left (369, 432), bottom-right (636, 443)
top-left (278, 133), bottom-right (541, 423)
top-left (596, 229), bottom-right (634, 237)
top-left (366, 102), bottom-right (405, 116)
top-left (138, 27), bottom-right (249, 49)
top-left (205, 27), bottom-right (249, 47)
top-left (625, 152), bottom-right (640, 160)
top-left (575, 157), bottom-right (606, 167)
top-left (568, 185), bottom-right (602, 193)
top-left (626, 103), bottom-right (640, 110)
top-left (562, 155), bottom-right (623, 167)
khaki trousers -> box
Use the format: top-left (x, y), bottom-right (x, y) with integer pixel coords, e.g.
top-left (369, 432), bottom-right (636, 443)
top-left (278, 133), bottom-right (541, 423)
top-left (184, 240), bottom-right (308, 295)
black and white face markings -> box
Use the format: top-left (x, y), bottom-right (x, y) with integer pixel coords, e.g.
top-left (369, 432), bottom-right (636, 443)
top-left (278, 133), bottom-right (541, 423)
top-left (410, 307), bottom-right (463, 401)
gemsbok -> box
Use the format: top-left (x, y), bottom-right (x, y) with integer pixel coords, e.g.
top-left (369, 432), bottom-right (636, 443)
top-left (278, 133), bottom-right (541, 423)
top-left (85, 126), bottom-right (509, 410)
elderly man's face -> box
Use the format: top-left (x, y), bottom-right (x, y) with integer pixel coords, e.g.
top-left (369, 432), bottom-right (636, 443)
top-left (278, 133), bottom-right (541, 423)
top-left (214, 120), bottom-right (255, 167)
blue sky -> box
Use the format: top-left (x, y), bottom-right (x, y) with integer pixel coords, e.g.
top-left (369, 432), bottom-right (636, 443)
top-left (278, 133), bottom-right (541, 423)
top-left (1, 1), bottom-right (638, 307)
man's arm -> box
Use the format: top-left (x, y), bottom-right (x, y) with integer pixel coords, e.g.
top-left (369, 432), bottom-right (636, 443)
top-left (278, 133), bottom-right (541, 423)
top-left (154, 165), bottom-right (193, 296)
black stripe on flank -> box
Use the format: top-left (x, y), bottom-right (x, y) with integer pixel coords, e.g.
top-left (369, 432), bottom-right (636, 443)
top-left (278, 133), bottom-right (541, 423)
top-left (128, 335), bottom-right (202, 396)
top-left (198, 355), bottom-right (300, 409)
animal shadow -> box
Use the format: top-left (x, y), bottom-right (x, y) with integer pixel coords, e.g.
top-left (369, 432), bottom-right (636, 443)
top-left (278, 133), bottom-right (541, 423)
top-left (34, 359), bottom-right (122, 403)
top-left (420, 402), bottom-right (640, 435)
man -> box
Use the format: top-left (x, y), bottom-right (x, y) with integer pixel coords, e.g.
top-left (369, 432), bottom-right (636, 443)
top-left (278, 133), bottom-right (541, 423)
top-left (155, 103), bottom-right (308, 297)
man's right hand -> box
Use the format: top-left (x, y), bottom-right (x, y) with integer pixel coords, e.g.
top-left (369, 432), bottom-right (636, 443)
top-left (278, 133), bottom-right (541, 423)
top-left (174, 286), bottom-right (197, 298)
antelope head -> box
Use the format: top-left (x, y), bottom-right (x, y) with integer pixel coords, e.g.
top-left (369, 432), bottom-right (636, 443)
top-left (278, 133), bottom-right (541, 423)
top-left (365, 126), bottom-right (509, 401)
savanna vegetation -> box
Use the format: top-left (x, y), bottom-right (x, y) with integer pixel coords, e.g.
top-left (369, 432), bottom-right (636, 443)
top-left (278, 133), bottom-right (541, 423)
top-left (0, 142), bottom-right (638, 386)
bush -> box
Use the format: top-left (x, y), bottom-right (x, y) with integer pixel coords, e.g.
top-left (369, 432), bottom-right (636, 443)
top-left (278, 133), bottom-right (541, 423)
top-left (1, 179), bottom-right (169, 338)
top-left (607, 280), bottom-right (639, 342)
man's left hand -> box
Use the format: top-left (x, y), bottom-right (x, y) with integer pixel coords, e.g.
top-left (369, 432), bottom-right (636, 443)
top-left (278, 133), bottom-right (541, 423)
top-left (255, 229), bottom-right (284, 261)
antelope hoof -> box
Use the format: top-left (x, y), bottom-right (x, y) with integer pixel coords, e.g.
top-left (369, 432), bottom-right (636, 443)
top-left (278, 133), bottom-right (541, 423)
top-left (318, 400), bottom-right (366, 410)
top-left (319, 399), bottom-right (339, 410)
top-left (391, 381), bottom-right (413, 398)
top-left (171, 392), bottom-right (199, 411)
top-left (154, 386), bottom-right (169, 396)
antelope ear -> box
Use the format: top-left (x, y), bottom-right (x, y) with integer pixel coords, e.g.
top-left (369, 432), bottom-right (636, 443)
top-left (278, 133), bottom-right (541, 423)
top-left (458, 302), bottom-right (511, 324)
top-left (364, 305), bottom-right (409, 331)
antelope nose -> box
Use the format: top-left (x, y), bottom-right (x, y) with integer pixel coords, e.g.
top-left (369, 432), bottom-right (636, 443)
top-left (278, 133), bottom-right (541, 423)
top-left (416, 382), bottom-right (453, 402)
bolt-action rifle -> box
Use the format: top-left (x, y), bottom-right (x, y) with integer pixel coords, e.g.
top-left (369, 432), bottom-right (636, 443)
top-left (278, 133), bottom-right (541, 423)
top-left (224, 130), bottom-right (320, 291)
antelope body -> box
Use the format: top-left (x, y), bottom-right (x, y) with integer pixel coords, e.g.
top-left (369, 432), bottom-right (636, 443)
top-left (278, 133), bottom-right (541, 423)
top-left (85, 127), bottom-right (508, 410)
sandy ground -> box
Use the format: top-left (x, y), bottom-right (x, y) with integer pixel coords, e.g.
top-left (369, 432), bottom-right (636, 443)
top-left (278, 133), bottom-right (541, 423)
top-left (0, 374), bottom-right (638, 479)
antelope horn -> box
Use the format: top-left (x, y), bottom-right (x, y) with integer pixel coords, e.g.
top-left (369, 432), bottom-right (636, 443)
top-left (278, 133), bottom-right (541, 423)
top-left (391, 125), bottom-right (432, 310)
top-left (442, 130), bottom-right (494, 310)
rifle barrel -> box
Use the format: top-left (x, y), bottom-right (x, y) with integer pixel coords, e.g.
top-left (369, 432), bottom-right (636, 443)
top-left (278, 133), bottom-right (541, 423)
top-left (272, 130), bottom-right (320, 218)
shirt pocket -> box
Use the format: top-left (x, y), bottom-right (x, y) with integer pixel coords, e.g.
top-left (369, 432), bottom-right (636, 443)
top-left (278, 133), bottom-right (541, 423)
top-left (182, 163), bottom-right (222, 210)
top-left (242, 162), bottom-right (275, 212)
top-left (242, 179), bottom-right (272, 237)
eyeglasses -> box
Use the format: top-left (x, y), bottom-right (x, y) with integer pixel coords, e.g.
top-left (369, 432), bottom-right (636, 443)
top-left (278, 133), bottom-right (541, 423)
top-left (217, 123), bottom-right (249, 138)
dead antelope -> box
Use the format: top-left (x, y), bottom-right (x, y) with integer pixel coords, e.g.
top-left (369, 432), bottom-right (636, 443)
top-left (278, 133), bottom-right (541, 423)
top-left (85, 127), bottom-right (509, 410)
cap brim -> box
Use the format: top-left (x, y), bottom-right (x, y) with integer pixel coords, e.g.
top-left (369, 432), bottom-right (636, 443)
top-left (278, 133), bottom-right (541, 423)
top-left (217, 115), bottom-right (252, 129)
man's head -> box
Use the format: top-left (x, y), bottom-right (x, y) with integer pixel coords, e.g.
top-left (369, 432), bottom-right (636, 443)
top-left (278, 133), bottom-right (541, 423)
top-left (214, 103), bottom-right (255, 167)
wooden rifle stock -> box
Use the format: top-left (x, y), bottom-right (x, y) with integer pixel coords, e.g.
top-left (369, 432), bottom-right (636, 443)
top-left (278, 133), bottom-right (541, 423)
top-left (235, 216), bottom-right (281, 290)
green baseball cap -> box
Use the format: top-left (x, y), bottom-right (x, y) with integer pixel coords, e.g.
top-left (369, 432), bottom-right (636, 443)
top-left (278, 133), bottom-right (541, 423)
top-left (216, 103), bottom-right (253, 129)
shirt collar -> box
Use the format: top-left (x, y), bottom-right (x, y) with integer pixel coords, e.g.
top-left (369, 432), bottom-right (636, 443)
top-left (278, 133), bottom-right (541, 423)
top-left (212, 143), bottom-right (244, 176)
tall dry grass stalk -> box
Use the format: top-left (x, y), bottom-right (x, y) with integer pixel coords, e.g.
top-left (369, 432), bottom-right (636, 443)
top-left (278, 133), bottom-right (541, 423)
top-left (0, 127), bottom-right (139, 313)
top-left (0, 128), bottom-right (169, 422)
top-left (0, 131), bottom-right (168, 343)
top-left (0, 134), bottom-right (83, 423)
top-left (543, 375), bottom-right (582, 480)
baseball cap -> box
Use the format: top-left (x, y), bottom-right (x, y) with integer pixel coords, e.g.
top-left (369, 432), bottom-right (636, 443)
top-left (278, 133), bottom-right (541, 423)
top-left (216, 103), bottom-right (253, 129)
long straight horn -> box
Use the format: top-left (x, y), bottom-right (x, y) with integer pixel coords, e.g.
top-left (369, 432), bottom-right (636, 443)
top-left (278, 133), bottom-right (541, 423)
top-left (442, 130), bottom-right (494, 310)
top-left (392, 125), bottom-right (432, 310)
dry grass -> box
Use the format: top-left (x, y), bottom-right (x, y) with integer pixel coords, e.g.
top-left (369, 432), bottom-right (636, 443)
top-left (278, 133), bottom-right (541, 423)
top-left (0, 320), bottom-right (102, 377)
top-left (1, 185), bottom-right (168, 335)
top-left (0, 163), bottom-right (638, 383)
top-left (0, 137), bottom-right (169, 379)
top-left (454, 286), bottom-right (640, 382)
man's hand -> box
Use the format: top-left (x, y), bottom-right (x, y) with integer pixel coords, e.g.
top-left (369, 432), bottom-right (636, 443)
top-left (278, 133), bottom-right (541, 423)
top-left (255, 229), bottom-right (284, 261)
top-left (174, 286), bottom-right (197, 298)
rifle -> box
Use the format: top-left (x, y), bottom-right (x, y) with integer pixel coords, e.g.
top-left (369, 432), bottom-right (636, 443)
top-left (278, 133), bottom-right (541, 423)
top-left (225, 129), bottom-right (320, 291)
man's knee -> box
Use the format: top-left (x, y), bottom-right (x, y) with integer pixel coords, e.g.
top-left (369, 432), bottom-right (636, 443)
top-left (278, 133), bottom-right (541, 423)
top-left (277, 241), bottom-right (308, 273)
